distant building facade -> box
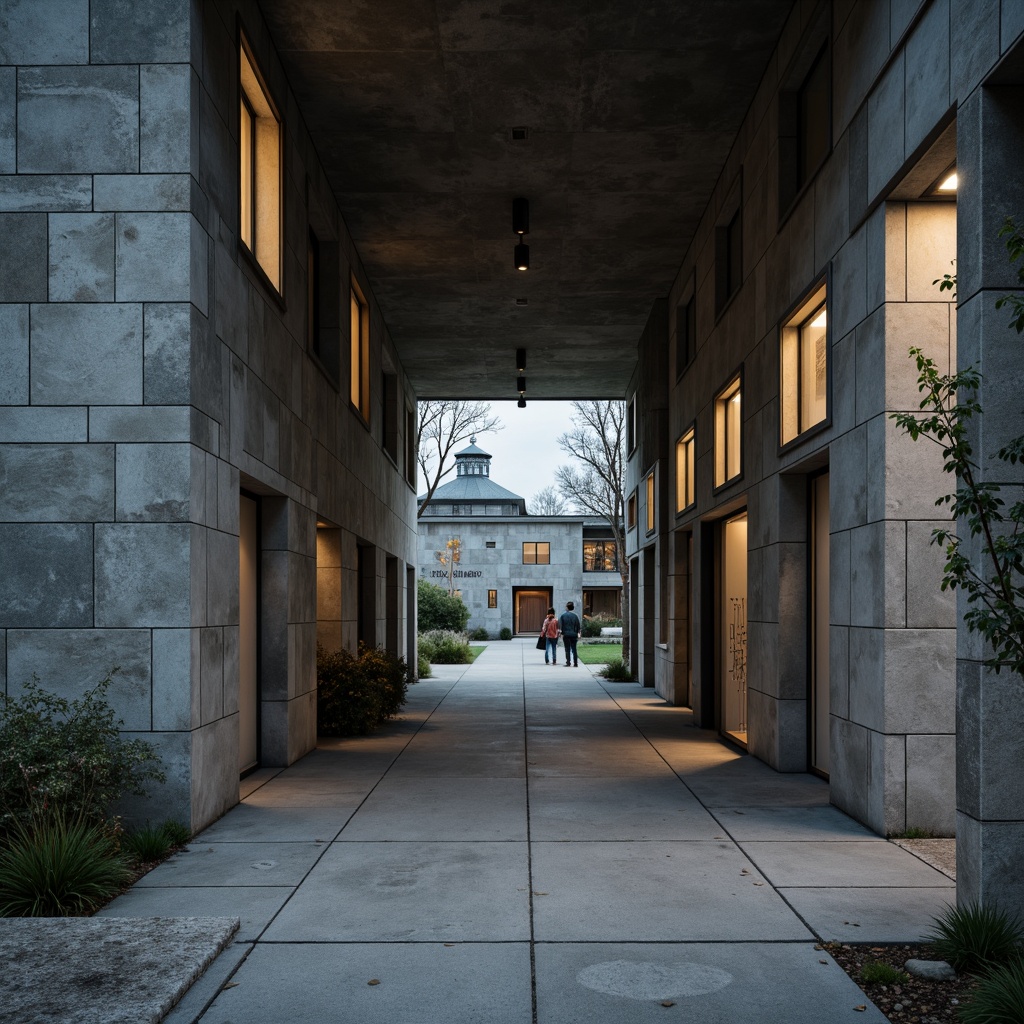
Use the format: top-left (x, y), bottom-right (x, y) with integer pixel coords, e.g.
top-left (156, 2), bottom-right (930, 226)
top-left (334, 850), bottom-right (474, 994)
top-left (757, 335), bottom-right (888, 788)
top-left (418, 442), bottom-right (621, 635)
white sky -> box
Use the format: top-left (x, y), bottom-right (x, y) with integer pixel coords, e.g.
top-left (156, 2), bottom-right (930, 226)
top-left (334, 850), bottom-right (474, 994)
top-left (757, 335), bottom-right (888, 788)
top-left (420, 400), bottom-right (580, 510)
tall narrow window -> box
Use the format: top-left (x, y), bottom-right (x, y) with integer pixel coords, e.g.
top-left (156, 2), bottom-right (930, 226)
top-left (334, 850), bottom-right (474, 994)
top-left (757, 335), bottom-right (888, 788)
top-left (523, 542), bottom-right (550, 565)
top-left (715, 184), bottom-right (743, 314)
top-left (646, 471), bottom-right (655, 534)
top-left (350, 281), bottom-right (370, 420)
top-left (383, 371), bottom-right (399, 462)
top-left (798, 46), bottom-right (830, 187)
top-left (627, 491), bottom-right (637, 530)
top-left (780, 284), bottom-right (828, 445)
top-left (676, 294), bottom-right (696, 378)
top-left (627, 397), bottom-right (637, 453)
top-left (239, 37), bottom-right (282, 291)
top-left (405, 405), bottom-right (417, 486)
top-left (676, 427), bottom-right (695, 512)
top-left (714, 375), bottom-right (742, 487)
top-left (488, 590), bottom-right (497, 608)
top-left (726, 209), bottom-right (742, 298)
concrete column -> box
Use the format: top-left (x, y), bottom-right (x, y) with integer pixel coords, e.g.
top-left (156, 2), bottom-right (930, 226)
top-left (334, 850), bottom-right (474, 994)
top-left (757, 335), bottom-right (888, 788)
top-left (955, 82), bottom-right (1024, 914)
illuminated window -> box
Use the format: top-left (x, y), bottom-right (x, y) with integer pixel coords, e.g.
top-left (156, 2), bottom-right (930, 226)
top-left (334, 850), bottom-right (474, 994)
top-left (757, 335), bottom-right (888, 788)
top-left (239, 36), bottom-right (281, 291)
top-left (488, 590), bottom-right (497, 608)
top-left (781, 284), bottom-right (828, 445)
top-left (522, 542), bottom-right (550, 565)
top-left (646, 471), bottom-right (655, 534)
top-left (350, 281), bottom-right (370, 420)
top-left (627, 491), bottom-right (636, 530)
top-left (714, 375), bottom-right (742, 487)
top-left (676, 427), bottom-right (695, 512)
top-left (583, 540), bottom-right (618, 572)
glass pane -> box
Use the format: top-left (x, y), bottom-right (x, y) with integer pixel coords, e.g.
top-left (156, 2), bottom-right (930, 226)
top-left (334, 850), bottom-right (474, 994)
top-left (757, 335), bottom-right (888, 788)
top-left (350, 292), bottom-right (361, 408)
top-left (800, 305), bottom-right (827, 430)
top-left (686, 437), bottom-right (694, 506)
top-left (239, 100), bottom-right (253, 249)
top-left (726, 387), bottom-right (741, 480)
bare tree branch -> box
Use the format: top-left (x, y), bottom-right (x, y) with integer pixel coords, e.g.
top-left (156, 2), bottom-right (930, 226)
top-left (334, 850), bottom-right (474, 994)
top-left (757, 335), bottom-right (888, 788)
top-left (529, 484), bottom-right (570, 515)
top-left (417, 401), bottom-right (503, 517)
top-left (555, 401), bottom-right (631, 660)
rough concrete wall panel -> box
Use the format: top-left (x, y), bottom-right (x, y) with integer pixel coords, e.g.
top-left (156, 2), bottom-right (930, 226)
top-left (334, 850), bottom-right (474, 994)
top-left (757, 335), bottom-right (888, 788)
top-left (0, 443), bottom-right (114, 521)
top-left (17, 66), bottom-right (139, 173)
top-left (31, 303), bottom-right (143, 405)
top-left (0, 523), bottom-right (93, 628)
top-left (7, 628), bottom-right (152, 729)
top-left (0, 0), bottom-right (89, 64)
top-left (0, 212), bottom-right (47, 300)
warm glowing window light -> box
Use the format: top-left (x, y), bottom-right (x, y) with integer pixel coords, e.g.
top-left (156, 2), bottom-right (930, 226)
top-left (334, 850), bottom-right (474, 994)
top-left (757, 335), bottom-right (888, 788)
top-left (781, 285), bottom-right (828, 445)
top-left (938, 172), bottom-right (958, 192)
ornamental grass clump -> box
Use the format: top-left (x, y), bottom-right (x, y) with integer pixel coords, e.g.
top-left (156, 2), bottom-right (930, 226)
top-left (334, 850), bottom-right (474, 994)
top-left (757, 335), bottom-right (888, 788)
top-left (0, 811), bottom-right (131, 917)
top-left (0, 674), bottom-right (165, 842)
top-left (317, 644), bottom-right (410, 737)
top-left (927, 902), bottom-right (1024, 975)
top-left (598, 658), bottom-right (634, 681)
top-left (122, 820), bottom-right (191, 865)
top-left (418, 629), bottom-right (472, 664)
top-left (958, 957), bottom-right (1024, 1023)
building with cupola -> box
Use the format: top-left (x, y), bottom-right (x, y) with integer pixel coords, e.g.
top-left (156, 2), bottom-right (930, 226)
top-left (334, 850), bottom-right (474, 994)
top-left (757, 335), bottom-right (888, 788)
top-left (417, 440), bottom-right (622, 635)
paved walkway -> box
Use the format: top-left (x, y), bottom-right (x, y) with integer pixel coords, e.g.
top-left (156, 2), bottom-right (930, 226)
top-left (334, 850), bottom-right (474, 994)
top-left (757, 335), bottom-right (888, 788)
top-left (100, 639), bottom-right (956, 1023)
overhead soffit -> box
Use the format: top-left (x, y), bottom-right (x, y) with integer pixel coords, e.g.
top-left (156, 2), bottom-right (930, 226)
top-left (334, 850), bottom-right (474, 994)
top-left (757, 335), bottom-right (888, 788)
top-left (259, 0), bottom-right (796, 399)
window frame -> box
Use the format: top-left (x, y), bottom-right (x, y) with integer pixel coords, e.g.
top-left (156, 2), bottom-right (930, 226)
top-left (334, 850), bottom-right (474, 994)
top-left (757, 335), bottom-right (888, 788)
top-left (675, 425), bottom-right (696, 514)
top-left (238, 32), bottom-right (283, 296)
top-left (713, 371), bottom-right (743, 490)
top-left (583, 539), bottom-right (619, 572)
top-left (645, 470), bottom-right (656, 535)
top-left (780, 279), bottom-right (831, 450)
top-left (627, 490), bottom-right (637, 531)
top-left (675, 288), bottom-right (696, 379)
top-left (522, 541), bottom-right (550, 565)
top-left (350, 278), bottom-right (371, 423)
top-left (487, 589), bottom-right (497, 608)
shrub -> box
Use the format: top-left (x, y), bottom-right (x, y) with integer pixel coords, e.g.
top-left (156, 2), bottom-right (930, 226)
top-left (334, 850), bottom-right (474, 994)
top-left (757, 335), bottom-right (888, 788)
top-left (598, 658), bottom-right (634, 681)
top-left (122, 820), bottom-right (190, 865)
top-left (581, 617), bottom-right (603, 638)
top-left (499, 627), bottom-right (513, 640)
top-left (859, 961), bottom-right (910, 986)
top-left (927, 902), bottom-right (1024, 974)
top-left (417, 652), bottom-right (432, 678)
top-left (317, 644), bottom-right (410, 737)
top-left (419, 629), bottom-right (472, 664)
top-left (417, 579), bottom-right (470, 633)
top-left (0, 812), bottom-right (131, 917)
top-left (0, 674), bottom-right (165, 839)
top-left (958, 957), bottom-right (1024, 1023)
top-left (469, 626), bottom-right (490, 641)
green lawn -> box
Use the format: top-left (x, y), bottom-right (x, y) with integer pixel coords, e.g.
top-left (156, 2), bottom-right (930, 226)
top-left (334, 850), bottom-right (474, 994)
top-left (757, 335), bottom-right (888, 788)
top-left (468, 645), bottom-right (487, 662)
top-left (576, 643), bottom-right (622, 665)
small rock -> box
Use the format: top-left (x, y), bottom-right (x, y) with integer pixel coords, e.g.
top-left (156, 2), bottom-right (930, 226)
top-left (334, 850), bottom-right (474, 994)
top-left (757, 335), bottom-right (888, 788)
top-left (893, 1004), bottom-right (903, 1012)
top-left (905, 959), bottom-right (956, 981)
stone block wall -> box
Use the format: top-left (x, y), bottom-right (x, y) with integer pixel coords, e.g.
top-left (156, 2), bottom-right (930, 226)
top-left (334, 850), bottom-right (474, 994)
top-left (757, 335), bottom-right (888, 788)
top-left (0, 0), bottom-right (419, 831)
top-left (640, 0), bottom-right (997, 835)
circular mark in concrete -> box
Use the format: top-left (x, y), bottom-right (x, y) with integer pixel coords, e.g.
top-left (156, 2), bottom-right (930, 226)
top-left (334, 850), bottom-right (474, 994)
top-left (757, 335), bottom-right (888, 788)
top-left (576, 960), bottom-right (733, 1001)
top-left (250, 860), bottom-right (277, 870)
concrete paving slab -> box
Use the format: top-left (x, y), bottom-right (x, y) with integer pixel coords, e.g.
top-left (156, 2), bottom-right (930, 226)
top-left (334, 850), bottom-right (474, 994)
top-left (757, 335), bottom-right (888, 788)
top-left (682, 773), bottom-right (831, 807)
top-left (712, 805), bottom-right (884, 842)
top-left (339, 777), bottom-right (528, 841)
top-left (534, 942), bottom-right (888, 1023)
top-left (198, 803), bottom-right (357, 842)
top-left (264, 841), bottom-right (531, 941)
top-left (387, 749), bottom-right (527, 777)
top-left (742, 840), bottom-right (956, 887)
top-left (242, 778), bottom-right (381, 806)
top-left (193, 942), bottom-right (534, 1024)
top-left (97, 885), bottom-right (290, 941)
top-left (525, 739), bottom-right (672, 778)
top-left (528, 776), bottom-right (721, 841)
top-left (0, 917), bottom-right (238, 1024)
top-left (530, 841), bottom-right (813, 941)
top-left (780, 886), bottom-right (956, 942)
top-left (133, 841), bottom-right (328, 887)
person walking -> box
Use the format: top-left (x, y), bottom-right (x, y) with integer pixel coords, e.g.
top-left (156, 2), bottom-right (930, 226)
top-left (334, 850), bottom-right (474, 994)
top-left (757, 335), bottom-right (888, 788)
top-left (540, 607), bottom-right (559, 665)
top-left (558, 601), bottom-right (582, 667)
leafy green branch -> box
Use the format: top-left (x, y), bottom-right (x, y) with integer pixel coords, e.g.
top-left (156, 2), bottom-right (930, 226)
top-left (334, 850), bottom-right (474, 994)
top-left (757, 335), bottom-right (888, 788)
top-left (891, 217), bottom-right (1024, 677)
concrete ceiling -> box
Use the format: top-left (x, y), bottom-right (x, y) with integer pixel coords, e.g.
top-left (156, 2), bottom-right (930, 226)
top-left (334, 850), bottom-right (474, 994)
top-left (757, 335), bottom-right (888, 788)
top-left (260, 0), bottom-right (796, 399)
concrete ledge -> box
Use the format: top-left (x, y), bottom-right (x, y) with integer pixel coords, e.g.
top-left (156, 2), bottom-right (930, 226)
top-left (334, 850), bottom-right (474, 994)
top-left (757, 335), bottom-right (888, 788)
top-left (0, 916), bottom-right (239, 1023)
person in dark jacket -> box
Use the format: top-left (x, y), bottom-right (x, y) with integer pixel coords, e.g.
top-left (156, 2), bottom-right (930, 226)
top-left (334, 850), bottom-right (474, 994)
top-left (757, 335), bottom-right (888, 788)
top-left (558, 601), bottom-right (582, 667)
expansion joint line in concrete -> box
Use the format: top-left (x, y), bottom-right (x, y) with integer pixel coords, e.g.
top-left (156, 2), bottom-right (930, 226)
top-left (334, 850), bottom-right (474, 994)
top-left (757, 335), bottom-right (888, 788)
top-left (520, 645), bottom-right (541, 1024)
top-left (597, 681), bottom-right (827, 943)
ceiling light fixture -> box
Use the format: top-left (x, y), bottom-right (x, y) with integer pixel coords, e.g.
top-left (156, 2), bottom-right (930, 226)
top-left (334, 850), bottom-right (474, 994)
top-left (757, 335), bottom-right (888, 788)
top-left (517, 376), bottom-right (527, 394)
top-left (516, 348), bottom-right (526, 372)
top-left (518, 396), bottom-right (527, 408)
top-left (938, 172), bottom-right (958, 192)
top-left (513, 197), bottom-right (530, 271)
